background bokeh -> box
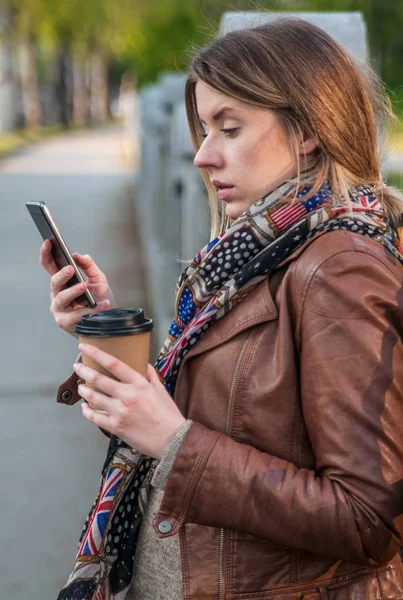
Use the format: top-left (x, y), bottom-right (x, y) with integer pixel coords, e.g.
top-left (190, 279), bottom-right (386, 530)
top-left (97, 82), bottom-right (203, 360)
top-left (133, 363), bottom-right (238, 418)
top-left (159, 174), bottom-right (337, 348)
top-left (0, 1), bottom-right (402, 599)
top-left (0, 0), bottom-right (402, 178)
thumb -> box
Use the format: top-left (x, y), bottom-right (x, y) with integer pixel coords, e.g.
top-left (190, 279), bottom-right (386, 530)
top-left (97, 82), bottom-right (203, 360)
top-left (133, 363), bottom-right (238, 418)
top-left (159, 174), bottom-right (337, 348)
top-left (147, 363), bottom-right (162, 386)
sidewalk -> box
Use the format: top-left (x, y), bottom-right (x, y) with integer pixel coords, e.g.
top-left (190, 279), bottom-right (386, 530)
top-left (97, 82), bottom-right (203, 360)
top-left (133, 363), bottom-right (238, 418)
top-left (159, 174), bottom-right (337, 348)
top-left (0, 125), bottom-right (148, 600)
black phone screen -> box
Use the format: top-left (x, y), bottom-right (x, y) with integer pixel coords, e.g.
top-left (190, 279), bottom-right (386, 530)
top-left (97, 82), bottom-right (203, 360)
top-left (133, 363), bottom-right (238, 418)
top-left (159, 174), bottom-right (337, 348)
top-left (28, 204), bottom-right (74, 272)
top-left (26, 201), bottom-right (97, 308)
top-left (34, 216), bottom-right (70, 270)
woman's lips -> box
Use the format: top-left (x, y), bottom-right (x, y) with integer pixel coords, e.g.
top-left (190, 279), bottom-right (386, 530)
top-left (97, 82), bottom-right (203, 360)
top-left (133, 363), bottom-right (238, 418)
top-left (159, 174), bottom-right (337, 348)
top-left (217, 186), bottom-right (234, 201)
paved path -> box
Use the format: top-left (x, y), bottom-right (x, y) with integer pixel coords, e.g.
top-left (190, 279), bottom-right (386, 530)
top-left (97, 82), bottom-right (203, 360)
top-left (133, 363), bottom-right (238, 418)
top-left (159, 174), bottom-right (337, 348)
top-left (0, 126), bottom-right (147, 599)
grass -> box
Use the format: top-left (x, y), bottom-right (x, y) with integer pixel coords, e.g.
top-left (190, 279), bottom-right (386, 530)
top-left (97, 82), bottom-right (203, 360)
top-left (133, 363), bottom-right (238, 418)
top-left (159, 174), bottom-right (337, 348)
top-left (387, 99), bottom-right (403, 152)
top-left (0, 118), bottom-right (122, 160)
top-left (386, 171), bottom-right (403, 190)
top-left (0, 124), bottom-right (67, 159)
top-left (387, 123), bottom-right (403, 153)
top-left (385, 103), bottom-right (403, 189)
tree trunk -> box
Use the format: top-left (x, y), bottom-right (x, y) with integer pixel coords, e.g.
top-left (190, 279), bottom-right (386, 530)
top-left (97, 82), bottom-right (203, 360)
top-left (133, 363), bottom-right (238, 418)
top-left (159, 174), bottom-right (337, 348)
top-left (86, 56), bottom-right (93, 126)
top-left (54, 37), bottom-right (73, 128)
top-left (20, 33), bottom-right (42, 128)
top-left (72, 53), bottom-right (89, 125)
top-left (90, 51), bottom-right (109, 123)
top-left (0, 3), bottom-right (21, 131)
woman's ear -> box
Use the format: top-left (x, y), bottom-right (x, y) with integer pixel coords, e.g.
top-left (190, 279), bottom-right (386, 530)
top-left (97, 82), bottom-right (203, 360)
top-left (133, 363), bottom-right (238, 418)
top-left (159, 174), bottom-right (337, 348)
top-left (298, 131), bottom-right (319, 156)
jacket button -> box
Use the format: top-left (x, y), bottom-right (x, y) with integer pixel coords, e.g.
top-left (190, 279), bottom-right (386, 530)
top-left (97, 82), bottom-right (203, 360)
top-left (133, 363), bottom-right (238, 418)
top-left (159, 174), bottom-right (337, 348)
top-left (62, 390), bottom-right (72, 402)
top-left (158, 520), bottom-right (173, 534)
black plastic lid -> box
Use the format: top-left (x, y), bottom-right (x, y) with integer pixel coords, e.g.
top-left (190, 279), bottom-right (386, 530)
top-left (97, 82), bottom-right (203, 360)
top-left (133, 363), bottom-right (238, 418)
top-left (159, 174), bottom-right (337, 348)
top-left (75, 308), bottom-right (153, 338)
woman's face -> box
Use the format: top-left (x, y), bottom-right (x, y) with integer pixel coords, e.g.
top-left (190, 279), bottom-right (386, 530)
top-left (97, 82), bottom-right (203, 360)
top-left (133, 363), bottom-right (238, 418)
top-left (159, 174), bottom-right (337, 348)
top-left (194, 81), bottom-right (298, 219)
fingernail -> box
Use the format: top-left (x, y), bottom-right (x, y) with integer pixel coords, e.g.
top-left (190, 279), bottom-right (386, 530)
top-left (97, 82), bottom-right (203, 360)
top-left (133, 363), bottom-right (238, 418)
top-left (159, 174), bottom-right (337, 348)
top-left (78, 343), bottom-right (88, 351)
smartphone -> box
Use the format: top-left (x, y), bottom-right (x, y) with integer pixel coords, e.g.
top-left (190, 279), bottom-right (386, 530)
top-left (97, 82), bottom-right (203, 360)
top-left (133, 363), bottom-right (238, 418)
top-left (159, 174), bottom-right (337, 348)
top-left (26, 201), bottom-right (97, 309)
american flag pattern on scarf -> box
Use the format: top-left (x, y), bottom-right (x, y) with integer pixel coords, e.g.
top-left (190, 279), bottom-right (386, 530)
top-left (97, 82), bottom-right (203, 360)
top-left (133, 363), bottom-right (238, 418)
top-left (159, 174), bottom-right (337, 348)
top-left (58, 180), bottom-right (403, 600)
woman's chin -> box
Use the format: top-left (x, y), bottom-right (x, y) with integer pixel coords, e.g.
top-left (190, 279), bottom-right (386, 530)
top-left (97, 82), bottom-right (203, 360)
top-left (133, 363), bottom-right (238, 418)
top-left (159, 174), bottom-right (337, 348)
top-left (225, 200), bottom-right (250, 220)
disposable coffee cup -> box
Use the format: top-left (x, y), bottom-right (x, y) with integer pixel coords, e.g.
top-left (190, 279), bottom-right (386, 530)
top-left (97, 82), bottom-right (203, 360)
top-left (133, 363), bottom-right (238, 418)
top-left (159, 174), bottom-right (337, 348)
top-left (75, 308), bottom-right (153, 388)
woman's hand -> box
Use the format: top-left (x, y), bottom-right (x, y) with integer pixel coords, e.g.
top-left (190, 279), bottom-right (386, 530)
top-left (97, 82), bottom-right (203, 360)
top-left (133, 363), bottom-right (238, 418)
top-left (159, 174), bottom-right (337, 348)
top-left (39, 239), bottom-right (115, 337)
top-left (74, 343), bottom-right (186, 459)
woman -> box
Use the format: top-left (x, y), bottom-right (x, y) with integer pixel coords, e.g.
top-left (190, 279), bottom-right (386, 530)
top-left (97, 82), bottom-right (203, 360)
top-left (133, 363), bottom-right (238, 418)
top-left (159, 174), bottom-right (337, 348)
top-left (41, 17), bottom-right (403, 600)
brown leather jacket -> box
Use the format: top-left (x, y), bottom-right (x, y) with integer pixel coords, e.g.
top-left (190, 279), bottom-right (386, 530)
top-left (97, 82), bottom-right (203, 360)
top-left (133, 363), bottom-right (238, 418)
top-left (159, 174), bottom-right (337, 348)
top-left (58, 230), bottom-right (403, 599)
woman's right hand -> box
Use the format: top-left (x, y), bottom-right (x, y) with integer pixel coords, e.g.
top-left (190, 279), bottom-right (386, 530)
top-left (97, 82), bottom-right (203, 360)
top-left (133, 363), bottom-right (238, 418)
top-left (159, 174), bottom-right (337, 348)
top-left (40, 239), bottom-right (115, 337)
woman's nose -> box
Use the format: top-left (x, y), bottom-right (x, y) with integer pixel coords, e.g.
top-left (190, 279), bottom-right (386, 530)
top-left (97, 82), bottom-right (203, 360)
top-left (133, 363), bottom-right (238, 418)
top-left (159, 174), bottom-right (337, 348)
top-left (193, 140), bottom-right (224, 169)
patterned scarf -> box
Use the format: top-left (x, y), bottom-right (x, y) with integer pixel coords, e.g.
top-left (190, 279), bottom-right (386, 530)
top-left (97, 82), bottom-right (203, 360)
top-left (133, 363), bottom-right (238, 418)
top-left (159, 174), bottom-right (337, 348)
top-left (57, 180), bottom-right (403, 600)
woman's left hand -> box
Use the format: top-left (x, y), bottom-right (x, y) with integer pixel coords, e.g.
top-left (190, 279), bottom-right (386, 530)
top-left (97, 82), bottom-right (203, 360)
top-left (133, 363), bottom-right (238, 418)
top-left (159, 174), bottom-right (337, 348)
top-left (74, 343), bottom-right (186, 459)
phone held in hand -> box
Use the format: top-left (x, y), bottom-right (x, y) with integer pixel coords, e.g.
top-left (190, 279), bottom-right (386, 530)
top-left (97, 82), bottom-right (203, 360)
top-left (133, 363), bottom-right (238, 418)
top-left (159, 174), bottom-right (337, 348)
top-left (26, 201), bottom-right (97, 309)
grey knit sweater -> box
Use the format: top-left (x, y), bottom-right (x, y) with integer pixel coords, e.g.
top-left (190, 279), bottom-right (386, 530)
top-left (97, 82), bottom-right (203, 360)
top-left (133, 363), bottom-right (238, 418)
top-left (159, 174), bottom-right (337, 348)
top-left (126, 419), bottom-right (193, 599)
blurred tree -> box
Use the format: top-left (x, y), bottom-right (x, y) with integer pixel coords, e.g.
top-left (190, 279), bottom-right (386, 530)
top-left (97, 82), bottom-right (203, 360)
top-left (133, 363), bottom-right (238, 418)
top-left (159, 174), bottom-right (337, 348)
top-left (0, 3), bottom-right (19, 130)
top-left (118, 0), bottom-right (208, 87)
top-left (1, 0), bottom-right (402, 130)
top-left (117, 0), bottom-right (289, 88)
top-left (40, 0), bottom-right (141, 126)
top-left (115, 0), bottom-right (403, 119)
top-left (366, 0), bottom-right (403, 109)
top-left (39, 0), bottom-right (82, 127)
top-left (0, 0), bottom-right (43, 128)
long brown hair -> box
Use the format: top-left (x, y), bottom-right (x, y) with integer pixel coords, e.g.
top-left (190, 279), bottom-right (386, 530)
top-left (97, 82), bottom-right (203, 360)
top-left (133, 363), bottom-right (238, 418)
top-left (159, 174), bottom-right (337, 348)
top-left (185, 16), bottom-right (403, 239)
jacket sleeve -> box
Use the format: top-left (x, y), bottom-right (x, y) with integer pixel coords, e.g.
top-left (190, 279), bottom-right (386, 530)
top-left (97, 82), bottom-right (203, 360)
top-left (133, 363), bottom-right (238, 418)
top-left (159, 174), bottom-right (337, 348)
top-left (153, 249), bottom-right (403, 566)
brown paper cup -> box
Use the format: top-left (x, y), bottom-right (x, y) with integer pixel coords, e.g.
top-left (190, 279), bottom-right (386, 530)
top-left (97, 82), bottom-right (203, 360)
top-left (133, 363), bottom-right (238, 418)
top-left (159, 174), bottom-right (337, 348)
top-left (78, 331), bottom-right (151, 386)
top-left (75, 308), bottom-right (153, 394)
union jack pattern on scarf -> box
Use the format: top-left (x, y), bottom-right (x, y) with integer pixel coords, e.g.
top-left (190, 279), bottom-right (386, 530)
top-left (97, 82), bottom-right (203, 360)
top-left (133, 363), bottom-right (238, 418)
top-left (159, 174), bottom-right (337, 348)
top-left (359, 194), bottom-right (381, 209)
top-left (58, 446), bottom-right (147, 600)
top-left (77, 467), bottom-right (123, 557)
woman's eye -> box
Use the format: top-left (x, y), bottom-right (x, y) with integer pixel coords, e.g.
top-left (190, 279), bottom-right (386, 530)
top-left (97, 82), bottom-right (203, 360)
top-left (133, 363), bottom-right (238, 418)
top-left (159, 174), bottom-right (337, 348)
top-left (221, 128), bottom-right (239, 138)
top-left (200, 128), bottom-right (239, 139)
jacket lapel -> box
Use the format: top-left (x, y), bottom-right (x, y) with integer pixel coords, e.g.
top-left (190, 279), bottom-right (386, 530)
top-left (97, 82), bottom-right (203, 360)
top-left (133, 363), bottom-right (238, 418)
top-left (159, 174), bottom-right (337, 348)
top-left (183, 276), bottom-right (278, 360)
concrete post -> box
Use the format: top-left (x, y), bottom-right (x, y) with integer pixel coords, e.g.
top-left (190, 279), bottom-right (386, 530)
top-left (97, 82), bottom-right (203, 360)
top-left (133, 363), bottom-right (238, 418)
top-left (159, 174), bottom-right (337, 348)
top-left (171, 101), bottom-right (209, 261)
top-left (220, 12), bottom-right (369, 63)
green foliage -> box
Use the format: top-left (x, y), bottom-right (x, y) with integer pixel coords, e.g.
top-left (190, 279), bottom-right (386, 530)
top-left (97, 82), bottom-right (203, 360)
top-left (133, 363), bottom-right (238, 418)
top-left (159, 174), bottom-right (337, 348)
top-left (118, 0), bottom-right (217, 87)
top-left (2, 0), bottom-right (403, 100)
top-left (0, 123), bottom-right (64, 157)
top-left (386, 171), bottom-right (403, 191)
top-left (115, 0), bottom-right (293, 87)
top-left (112, 0), bottom-right (403, 101)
